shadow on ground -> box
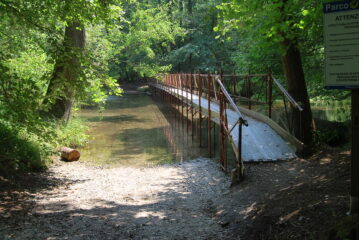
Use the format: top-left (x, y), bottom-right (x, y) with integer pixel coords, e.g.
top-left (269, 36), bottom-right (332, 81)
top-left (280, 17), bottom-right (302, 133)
top-left (216, 148), bottom-right (350, 240)
top-left (0, 160), bottom-right (229, 240)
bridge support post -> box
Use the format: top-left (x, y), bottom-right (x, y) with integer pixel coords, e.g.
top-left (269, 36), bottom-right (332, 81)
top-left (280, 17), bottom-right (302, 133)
top-left (207, 73), bottom-right (212, 158)
top-left (180, 75), bottom-right (184, 125)
top-left (219, 90), bottom-right (227, 172)
top-left (199, 74), bottom-right (202, 147)
top-left (267, 74), bottom-right (273, 118)
top-left (186, 74), bottom-right (189, 135)
top-left (219, 91), bottom-right (224, 169)
top-left (190, 74), bottom-right (194, 140)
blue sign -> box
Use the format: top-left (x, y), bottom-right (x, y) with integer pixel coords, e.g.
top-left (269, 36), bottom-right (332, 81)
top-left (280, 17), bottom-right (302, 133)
top-left (323, 0), bottom-right (359, 13)
top-left (323, 0), bottom-right (359, 89)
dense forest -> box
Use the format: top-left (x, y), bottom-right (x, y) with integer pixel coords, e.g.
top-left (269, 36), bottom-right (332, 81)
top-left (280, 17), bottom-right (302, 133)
top-left (0, 0), bottom-right (351, 175)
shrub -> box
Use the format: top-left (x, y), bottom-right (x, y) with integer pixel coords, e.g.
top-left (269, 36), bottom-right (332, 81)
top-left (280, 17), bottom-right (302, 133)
top-left (0, 121), bottom-right (49, 176)
top-left (0, 116), bottom-right (89, 177)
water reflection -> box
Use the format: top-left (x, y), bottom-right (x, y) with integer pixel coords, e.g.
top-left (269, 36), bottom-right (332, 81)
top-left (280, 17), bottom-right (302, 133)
top-left (78, 93), bottom-right (204, 167)
top-left (311, 101), bottom-right (351, 122)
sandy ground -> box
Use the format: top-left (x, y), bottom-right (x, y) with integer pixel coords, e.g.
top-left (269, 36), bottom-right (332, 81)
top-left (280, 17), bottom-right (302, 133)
top-left (0, 158), bottom-right (232, 239)
top-left (0, 147), bottom-right (351, 240)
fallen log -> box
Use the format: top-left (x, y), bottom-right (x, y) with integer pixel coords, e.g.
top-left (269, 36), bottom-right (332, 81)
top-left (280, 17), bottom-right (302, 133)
top-left (60, 147), bottom-right (80, 161)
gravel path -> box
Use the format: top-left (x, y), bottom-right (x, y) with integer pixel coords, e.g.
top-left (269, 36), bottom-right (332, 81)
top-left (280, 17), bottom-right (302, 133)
top-left (1, 158), bottom-right (231, 239)
top-left (2, 148), bottom-right (350, 239)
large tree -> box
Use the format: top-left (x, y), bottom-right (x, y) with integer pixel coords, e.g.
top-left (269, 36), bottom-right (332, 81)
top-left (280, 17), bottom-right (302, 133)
top-left (216, 0), bottom-right (321, 148)
top-left (44, 0), bottom-right (123, 120)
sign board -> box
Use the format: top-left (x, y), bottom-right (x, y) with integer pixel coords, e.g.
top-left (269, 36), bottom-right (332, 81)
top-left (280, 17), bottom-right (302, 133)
top-left (323, 0), bottom-right (359, 89)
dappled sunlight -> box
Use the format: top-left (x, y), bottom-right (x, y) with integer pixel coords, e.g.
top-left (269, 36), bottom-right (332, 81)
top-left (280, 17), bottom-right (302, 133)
top-left (240, 202), bottom-right (257, 216)
top-left (0, 158), bottom-right (230, 239)
top-left (134, 210), bottom-right (167, 220)
top-left (320, 157), bottom-right (332, 165)
top-left (278, 208), bottom-right (301, 224)
top-left (222, 148), bottom-right (351, 239)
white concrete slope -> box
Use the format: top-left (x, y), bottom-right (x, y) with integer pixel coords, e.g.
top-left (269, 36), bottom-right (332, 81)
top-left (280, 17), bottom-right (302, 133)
top-left (154, 84), bottom-right (297, 162)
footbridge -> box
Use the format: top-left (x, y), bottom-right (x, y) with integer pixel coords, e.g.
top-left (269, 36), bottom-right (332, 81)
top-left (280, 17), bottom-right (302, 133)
top-left (149, 73), bottom-right (304, 180)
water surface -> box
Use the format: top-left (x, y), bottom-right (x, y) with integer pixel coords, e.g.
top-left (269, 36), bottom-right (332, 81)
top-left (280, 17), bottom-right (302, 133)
top-left (79, 93), bottom-right (204, 167)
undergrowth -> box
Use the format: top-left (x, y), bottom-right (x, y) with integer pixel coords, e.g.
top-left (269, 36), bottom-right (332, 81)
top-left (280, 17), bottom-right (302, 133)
top-left (0, 117), bottom-right (89, 177)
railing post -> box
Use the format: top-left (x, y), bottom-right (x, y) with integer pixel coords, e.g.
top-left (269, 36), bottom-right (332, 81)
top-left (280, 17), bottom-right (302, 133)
top-left (219, 91), bottom-right (224, 168)
top-left (224, 99), bottom-right (228, 171)
top-left (186, 74), bottom-right (189, 134)
top-left (237, 122), bottom-right (244, 179)
top-left (177, 74), bottom-right (180, 121)
top-left (247, 76), bottom-right (252, 110)
top-left (172, 75), bottom-right (175, 107)
top-left (181, 74), bottom-right (184, 125)
top-left (207, 73), bottom-right (212, 157)
top-left (268, 74), bottom-right (273, 118)
top-left (232, 72), bottom-right (237, 96)
top-left (190, 73), bottom-right (194, 139)
top-left (199, 73), bottom-right (202, 147)
top-left (219, 90), bottom-right (227, 171)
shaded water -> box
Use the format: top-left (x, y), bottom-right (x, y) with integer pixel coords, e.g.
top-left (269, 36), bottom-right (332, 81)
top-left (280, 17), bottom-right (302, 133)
top-left (311, 100), bottom-right (351, 122)
top-left (237, 98), bottom-right (351, 126)
top-left (79, 93), bottom-right (205, 167)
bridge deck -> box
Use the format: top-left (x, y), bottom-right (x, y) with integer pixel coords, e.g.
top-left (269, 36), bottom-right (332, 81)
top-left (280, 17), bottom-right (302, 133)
top-left (153, 84), bottom-right (296, 162)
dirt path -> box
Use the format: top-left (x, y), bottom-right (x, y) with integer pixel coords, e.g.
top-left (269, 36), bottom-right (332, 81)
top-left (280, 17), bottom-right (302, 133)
top-left (0, 148), bottom-right (351, 240)
top-left (0, 158), bottom-right (231, 239)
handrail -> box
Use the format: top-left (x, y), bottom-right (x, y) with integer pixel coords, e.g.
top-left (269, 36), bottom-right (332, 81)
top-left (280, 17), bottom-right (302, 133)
top-left (271, 75), bottom-right (304, 112)
top-left (216, 77), bottom-right (248, 126)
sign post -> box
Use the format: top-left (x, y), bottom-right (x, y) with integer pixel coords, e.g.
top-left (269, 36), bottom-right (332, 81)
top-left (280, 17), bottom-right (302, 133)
top-left (352, 90), bottom-right (359, 214)
top-left (323, 0), bottom-right (359, 214)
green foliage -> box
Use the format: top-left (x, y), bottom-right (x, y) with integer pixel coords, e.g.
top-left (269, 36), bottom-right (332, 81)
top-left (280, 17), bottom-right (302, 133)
top-left (55, 117), bottom-right (89, 149)
top-left (0, 0), bottom-right (349, 175)
top-left (0, 0), bottom-right (123, 175)
top-left (81, 25), bottom-right (123, 105)
top-left (112, 3), bottom-right (185, 80)
top-left (167, 0), bottom-right (234, 73)
top-left (0, 120), bottom-right (49, 176)
top-left (0, 116), bottom-right (90, 177)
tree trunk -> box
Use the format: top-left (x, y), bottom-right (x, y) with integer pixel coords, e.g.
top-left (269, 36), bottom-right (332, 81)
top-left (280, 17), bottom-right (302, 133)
top-left (188, 0), bottom-right (193, 14)
top-left (179, 0), bottom-right (184, 12)
top-left (46, 22), bottom-right (85, 121)
top-left (281, 42), bottom-right (313, 149)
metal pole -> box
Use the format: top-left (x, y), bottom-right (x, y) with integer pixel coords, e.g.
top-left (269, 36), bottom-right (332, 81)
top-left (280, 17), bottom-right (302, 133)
top-left (351, 89), bottom-right (359, 214)
top-left (181, 74), bottom-right (184, 125)
top-left (199, 73), bottom-right (202, 147)
top-left (186, 74), bottom-right (189, 134)
top-left (191, 73), bottom-right (194, 139)
top-left (213, 121), bottom-right (216, 157)
top-left (268, 74), bottom-right (273, 118)
top-left (177, 75), bottom-right (180, 121)
top-left (219, 91), bottom-right (223, 168)
top-left (237, 122), bottom-right (243, 180)
top-left (248, 76), bottom-right (252, 110)
top-left (224, 99), bottom-right (228, 172)
top-left (207, 73), bottom-right (212, 157)
top-left (233, 73), bottom-right (237, 96)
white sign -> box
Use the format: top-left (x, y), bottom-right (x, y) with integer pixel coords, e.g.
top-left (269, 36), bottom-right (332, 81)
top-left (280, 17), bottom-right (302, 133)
top-left (324, 0), bottom-right (359, 89)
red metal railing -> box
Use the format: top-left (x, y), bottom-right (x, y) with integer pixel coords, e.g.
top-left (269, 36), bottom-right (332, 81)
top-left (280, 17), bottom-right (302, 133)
top-left (150, 72), bottom-right (303, 182)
